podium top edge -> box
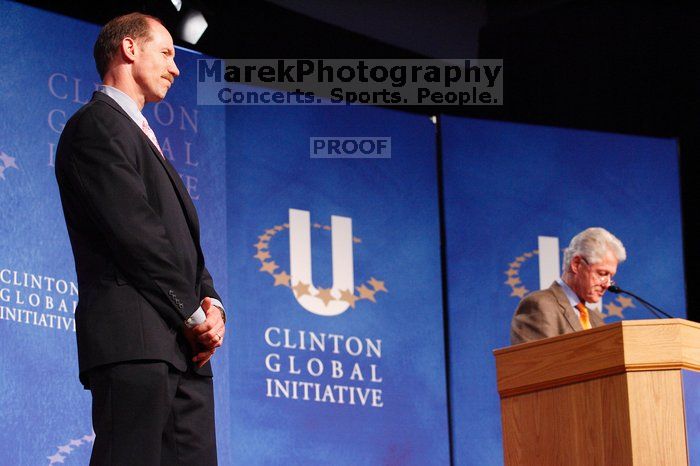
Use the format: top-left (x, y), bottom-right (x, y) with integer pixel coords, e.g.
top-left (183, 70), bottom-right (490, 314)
top-left (492, 318), bottom-right (697, 356)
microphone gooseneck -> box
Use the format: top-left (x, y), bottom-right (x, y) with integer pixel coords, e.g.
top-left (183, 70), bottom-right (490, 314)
top-left (606, 285), bottom-right (674, 319)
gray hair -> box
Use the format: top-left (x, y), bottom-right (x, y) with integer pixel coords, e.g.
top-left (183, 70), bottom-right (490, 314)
top-left (563, 227), bottom-right (626, 272)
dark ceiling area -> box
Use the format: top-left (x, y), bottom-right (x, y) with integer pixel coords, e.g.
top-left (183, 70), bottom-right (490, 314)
top-left (481, 1), bottom-right (699, 137)
top-left (16, 0), bottom-right (425, 58)
top-left (16, 1), bottom-right (698, 132)
top-left (15, 0), bottom-right (700, 318)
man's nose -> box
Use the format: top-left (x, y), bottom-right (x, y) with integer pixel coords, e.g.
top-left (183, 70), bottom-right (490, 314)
top-left (170, 60), bottom-right (180, 77)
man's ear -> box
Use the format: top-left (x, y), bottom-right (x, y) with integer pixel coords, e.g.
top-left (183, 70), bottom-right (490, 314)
top-left (570, 255), bottom-right (582, 274)
top-left (120, 36), bottom-right (137, 63)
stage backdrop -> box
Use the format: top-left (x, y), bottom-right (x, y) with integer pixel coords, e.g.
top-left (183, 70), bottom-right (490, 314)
top-left (441, 115), bottom-right (686, 465)
top-left (0, 2), bottom-right (229, 464)
top-left (2, 2), bottom-right (691, 465)
top-left (225, 103), bottom-right (450, 464)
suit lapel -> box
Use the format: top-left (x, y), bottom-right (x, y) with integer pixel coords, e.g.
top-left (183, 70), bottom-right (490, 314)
top-left (589, 307), bottom-right (606, 327)
top-left (91, 92), bottom-right (202, 246)
top-left (155, 156), bottom-right (205, 285)
top-left (550, 281), bottom-right (584, 332)
top-left (155, 153), bottom-right (202, 245)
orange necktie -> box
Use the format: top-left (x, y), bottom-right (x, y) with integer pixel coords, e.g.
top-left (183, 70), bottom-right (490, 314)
top-left (576, 303), bottom-right (592, 330)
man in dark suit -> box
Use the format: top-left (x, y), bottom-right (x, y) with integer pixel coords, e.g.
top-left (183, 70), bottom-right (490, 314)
top-left (511, 227), bottom-right (626, 345)
top-left (55, 13), bottom-right (225, 465)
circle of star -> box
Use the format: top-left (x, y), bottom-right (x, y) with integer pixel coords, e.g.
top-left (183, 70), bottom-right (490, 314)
top-left (254, 222), bottom-right (388, 309)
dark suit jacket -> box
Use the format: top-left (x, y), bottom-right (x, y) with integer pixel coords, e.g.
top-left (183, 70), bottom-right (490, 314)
top-left (55, 92), bottom-right (220, 387)
top-left (510, 281), bottom-right (605, 345)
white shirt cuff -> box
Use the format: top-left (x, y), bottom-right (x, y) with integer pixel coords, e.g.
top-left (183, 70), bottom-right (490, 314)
top-left (185, 307), bottom-right (206, 328)
top-left (185, 298), bottom-right (225, 328)
top-left (208, 298), bottom-right (224, 311)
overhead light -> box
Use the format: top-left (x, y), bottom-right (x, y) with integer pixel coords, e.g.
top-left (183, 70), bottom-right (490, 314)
top-left (179, 9), bottom-right (208, 44)
top-left (170, 0), bottom-right (182, 12)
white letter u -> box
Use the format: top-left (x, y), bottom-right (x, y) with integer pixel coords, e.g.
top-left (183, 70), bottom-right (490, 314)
top-left (288, 208), bottom-right (354, 316)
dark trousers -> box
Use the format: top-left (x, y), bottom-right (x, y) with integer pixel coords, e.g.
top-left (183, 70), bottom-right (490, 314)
top-left (88, 361), bottom-right (217, 466)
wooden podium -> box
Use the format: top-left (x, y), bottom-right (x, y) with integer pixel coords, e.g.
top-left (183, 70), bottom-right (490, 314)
top-left (494, 319), bottom-right (700, 465)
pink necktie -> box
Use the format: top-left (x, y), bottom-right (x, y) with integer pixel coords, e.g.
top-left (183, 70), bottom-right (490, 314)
top-left (141, 119), bottom-right (164, 157)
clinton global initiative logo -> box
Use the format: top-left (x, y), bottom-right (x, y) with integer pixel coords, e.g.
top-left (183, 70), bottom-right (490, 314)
top-left (254, 208), bottom-right (387, 316)
top-left (0, 151), bottom-right (20, 181)
top-left (503, 236), bottom-right (635, 320)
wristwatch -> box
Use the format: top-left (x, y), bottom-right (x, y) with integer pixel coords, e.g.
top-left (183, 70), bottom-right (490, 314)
top-left (213, 304), bottom-right (226, 324)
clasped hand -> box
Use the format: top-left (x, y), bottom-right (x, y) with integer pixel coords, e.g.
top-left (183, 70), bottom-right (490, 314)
top-left (184, 297), bottom-right (226, 368)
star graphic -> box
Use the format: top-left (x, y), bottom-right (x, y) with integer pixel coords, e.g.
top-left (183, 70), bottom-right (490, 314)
top-left (274, 225), bottom-right (284, 231)
top-left (0, 152), bottom-right (18, 169)
top-left (254, 250), bottom-right (271, 261)
top-left (353, 237), bottom-right (362, 243)
top-left (505, 276), bottom-right (521, 286)
top-left (504, 268), bottom-right (517, 277)
top-left (616, 296), bottom-right (634, 308)
top-left (339, 289), bottom-right (359, 308)
top-left (258, 233), bottom-right (271, 241)
top-left (516, 255), bottom-right (526, 262)
top-left (69, 439), bottom-right (83, 447)
top-left (368, 277), bottom-right (387, 293)
top-left (283, 223), bottom-right (289, 228)
top-left (315, 288), bottom-right (335, 305)
top-left (313, 223), bottom-right (322, 228)
top-left (47, 453), bottom-right (65, 464)
top-left (254, 240), bottom-right (268, 250)
top-left (265, 228), bottom-right (277, 235)
top-left (293, 281), bottom-right (311, 297)
top-left (58, 445), bottom-right (73, 454)
top-left (605, 303), bottom-right (624, 319)
top-left (508, 261), bottom-right (521, 268)
top-left (259, 261), bottom-right (279, 274)
top-left (273, 271), bottom-right (291, 286)
top-left (323, 225), bottom-right (331, 230)
top-left (510, 287), bottom-right (527, 298)
top-left (83, 433), bottom-right (96, 442)
top-left (524, 252), bottom-right (533, 258)
top-left (356, 284), bottom-right (377, 302)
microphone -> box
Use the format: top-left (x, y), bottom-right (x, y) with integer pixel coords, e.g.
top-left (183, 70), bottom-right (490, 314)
top-left (607, 285), bottom-right (674, 319)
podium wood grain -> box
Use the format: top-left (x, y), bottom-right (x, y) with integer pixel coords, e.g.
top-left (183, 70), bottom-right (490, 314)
top-left (495, 319), bottom-right (697, 465)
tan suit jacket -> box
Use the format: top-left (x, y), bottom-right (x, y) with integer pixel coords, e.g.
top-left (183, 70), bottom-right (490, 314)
top-left (510, 281), bottom-right (606, 345)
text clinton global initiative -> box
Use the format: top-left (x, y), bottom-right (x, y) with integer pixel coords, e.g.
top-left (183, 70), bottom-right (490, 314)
top-left (264, 326), bottom-right (384, 408)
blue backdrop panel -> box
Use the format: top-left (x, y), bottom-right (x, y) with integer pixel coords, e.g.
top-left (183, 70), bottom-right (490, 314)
top-left (0, 2), bottom-right (228, 464)
top-left (226, 104), bottom-right (449, 464)
top-left (441, 116), bottom-right (685, 465)
top-left (683, 370), bottom-right (700, 465)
